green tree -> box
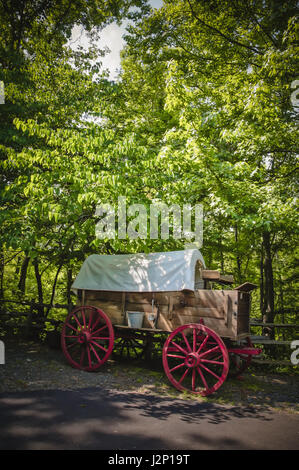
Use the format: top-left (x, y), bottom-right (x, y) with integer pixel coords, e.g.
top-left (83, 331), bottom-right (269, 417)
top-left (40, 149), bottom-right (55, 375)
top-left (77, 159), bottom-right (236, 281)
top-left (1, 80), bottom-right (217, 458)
top-left (117, 0), bottom-right (299, 327)
top-left (0, 0), bottom-right (150, 314)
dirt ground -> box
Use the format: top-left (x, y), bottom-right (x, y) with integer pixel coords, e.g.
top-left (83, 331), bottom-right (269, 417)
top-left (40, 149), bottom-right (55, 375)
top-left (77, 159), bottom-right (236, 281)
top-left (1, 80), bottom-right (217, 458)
top-left (0, 338), bottom-right (298, 414)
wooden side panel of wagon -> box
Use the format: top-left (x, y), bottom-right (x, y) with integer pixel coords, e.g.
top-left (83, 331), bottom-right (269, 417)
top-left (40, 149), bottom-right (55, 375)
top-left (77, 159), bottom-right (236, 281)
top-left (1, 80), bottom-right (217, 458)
top-left (78, 288), bottom-right (250, 341)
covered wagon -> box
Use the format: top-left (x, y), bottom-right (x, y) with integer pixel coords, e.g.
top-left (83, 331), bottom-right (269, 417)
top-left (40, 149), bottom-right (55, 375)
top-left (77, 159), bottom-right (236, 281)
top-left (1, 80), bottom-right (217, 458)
top-left (61, 249), bottom-right (261, 396)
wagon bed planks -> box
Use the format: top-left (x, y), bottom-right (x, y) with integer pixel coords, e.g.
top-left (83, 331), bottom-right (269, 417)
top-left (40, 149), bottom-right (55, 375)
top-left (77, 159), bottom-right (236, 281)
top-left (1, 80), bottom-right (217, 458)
top-left (80, 287), bottom-right (250, 341)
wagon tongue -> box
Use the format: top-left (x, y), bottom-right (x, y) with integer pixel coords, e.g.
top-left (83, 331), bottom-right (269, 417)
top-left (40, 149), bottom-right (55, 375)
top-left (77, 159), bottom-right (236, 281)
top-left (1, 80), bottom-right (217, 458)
top-left (228, 346), bottom-right (262, 356)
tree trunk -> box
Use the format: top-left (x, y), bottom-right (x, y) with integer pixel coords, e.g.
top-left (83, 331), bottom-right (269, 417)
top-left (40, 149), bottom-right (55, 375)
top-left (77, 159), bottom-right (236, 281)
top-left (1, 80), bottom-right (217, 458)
top-left (17, 255), bottom-right (30, 294)
top-left (259, 243), bottom-right (264, 321)
top-left (219, 238), bottom-right (224, 272)
top-left (235, 225), bottom-right (242, 283)
top-left (0, 250), bottom-right (4, 300)
top-left (33, 258), bottom-right (44, 317)
top-left (278, 273), bottom-right (285, 341)
top-left (262, 231), bottom-right (275, 339)
top-left (66, 267), bottom-right (73, 305)
top-left (45, 263), bottom-right (63, 317)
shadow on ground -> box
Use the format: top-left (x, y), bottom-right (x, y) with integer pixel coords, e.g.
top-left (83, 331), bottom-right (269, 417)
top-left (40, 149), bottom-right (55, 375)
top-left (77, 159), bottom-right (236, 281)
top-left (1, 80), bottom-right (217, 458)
top-left (0, 385), bottom-right (291, 450)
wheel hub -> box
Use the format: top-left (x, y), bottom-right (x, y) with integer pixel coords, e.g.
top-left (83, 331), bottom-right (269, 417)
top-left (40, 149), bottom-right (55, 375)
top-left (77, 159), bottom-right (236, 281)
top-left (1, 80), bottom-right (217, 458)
top-left (78, 330), bottom-right (92, 345)
top-left (185, 352), bottom-right (200, 368)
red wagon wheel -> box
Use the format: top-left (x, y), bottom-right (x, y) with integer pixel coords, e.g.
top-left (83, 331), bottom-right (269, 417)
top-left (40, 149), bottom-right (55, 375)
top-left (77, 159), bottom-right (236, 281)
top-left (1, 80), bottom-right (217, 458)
top-left (61, 306), bottom-right (114, 371)
top-left (162, 323), bottom-right (229, 396)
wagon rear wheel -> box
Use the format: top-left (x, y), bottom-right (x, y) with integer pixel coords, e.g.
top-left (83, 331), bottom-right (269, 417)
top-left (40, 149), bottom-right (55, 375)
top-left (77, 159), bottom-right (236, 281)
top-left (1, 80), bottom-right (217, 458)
top-left (162, 323), bottom-right (229, 396)
top-left (61, 306), bottom-right (114, 371)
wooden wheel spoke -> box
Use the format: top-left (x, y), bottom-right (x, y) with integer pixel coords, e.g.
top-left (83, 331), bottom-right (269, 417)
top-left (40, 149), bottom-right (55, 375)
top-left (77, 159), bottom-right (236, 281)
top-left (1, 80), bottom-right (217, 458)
top-left (166, 353), bottom-right (186, 359)
top-left (199, 345), bottom-right (220, 359)
top-left (89, 342), bottom-right (102, 363)
top-left (178, 367), bottom-right (190, 384)
top-left (90, 340), bottom-right (108, 353)
top-left (120, 341), bottom-right (125, 356)
top-left (180, 331), bottom-right (192, 352)
top-left (73, 313), bottom-right (83, 330)
top-left (211, 352), bottom-right (224, 361)
top-left (201, 358), bottom-right (224, 365)
top-left (131, 345), bottom-right (139, 356)
top-left (66, 322), bottom-right (78, 333)
top-left (170, 340), bottom-right (188, 355)
top-left (196, 366), bottom-right (209, 390)
top-left (196, 334), bottom-right (210, 354)
top-left (199, 363), bottom-right (220, 380)
top-left (193, 328), bottom-right (197, 352)
top-left (90, 316), bottom-right (101, 332)
top-left (113, 336), bottom-right (145, 359)
top-left (91, 324), bottom-right (108, 336)
top-left (91, 336), bottom-right (110, 340)
top-left (170, 362), bottom-right (186, 373)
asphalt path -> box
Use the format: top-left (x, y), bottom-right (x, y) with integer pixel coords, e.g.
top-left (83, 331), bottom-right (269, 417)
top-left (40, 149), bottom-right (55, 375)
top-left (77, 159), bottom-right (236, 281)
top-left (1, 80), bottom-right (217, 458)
top-left (0, 386), bottom-right (298, 451)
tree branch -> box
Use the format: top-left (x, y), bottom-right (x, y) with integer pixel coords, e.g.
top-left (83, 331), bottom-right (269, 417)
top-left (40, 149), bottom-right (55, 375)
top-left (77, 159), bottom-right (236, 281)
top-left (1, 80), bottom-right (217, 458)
top-left (186, 0), bottom-right (261, 55)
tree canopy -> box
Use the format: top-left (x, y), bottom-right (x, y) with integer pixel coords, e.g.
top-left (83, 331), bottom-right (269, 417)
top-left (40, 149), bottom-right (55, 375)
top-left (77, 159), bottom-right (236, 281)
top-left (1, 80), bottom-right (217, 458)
top-left (0, 0), bottom-right (298, 339)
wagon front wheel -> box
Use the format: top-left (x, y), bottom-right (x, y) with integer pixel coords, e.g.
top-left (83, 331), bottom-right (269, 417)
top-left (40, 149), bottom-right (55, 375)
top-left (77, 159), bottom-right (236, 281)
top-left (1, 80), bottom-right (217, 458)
top-left (61, 306), bottom-right (114, 371)
top-left (162, 323), bottom-right (229, 396)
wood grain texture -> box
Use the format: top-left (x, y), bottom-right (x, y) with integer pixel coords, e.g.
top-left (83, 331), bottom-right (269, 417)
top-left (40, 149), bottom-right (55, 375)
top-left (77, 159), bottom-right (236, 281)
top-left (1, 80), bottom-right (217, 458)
top-left (79, 288), bottom-right (251, 340)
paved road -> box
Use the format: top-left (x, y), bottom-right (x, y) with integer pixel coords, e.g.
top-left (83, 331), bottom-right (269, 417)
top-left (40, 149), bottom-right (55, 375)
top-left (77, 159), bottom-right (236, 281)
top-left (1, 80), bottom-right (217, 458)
top-left (0, 387), bottom-right (298, 450)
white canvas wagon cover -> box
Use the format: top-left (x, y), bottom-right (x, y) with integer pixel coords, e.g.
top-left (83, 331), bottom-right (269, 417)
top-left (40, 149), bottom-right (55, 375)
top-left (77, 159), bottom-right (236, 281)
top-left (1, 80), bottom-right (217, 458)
top-left (71, 249), bottom-right (205, 293)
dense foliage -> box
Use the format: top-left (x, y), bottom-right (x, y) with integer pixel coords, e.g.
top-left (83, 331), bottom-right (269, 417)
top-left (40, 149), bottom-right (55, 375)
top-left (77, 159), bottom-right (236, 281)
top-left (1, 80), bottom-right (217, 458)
top-left (0, 0), bottom-right (298, 344)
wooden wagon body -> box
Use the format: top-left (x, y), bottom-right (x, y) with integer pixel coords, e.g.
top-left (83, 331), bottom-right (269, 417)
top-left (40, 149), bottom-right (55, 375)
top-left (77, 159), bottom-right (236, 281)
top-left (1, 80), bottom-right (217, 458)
top-left (61, 250), bottom-right (261, 396)
top-left (78, 286), bottom-right (251, 341)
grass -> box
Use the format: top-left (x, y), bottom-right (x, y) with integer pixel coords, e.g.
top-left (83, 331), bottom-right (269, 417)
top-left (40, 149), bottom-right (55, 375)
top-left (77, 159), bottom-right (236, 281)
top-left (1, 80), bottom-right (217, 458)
top-left (107, 357), bottom-right (299, 414)
top-left (2, 336), bottom-right (298, 413)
